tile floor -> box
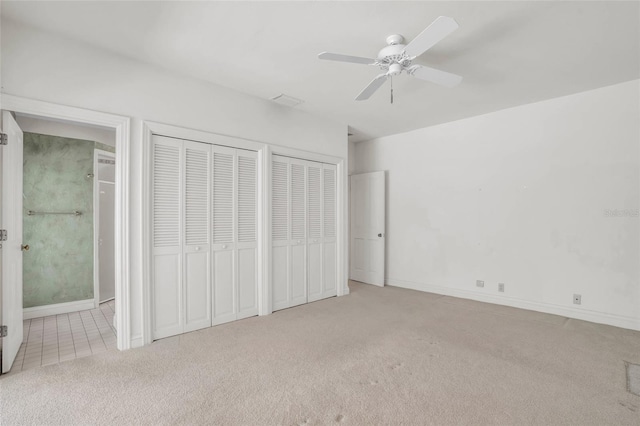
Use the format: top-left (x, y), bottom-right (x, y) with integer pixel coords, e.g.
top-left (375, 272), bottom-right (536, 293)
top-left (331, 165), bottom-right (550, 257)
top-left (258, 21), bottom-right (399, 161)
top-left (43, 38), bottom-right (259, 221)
top-left (11, 300), bottom-right (117, 372)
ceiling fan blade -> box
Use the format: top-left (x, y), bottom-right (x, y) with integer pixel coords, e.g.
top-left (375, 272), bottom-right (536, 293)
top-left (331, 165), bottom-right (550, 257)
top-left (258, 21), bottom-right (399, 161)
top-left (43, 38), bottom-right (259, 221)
top-left (409, 65), bottom-right (462, 88)
top-left (403, 16), bottom-right (459, 58)
top-left (318, 52), bottom-right (376, 65)
top-left (355, 74), bottom-right (389, 101)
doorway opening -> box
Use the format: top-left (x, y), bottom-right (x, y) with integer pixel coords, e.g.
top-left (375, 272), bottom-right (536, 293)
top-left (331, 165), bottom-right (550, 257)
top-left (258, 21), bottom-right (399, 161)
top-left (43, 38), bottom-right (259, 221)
top-left (1, 96), bottom-right (130, 374)
top-left (17, 116), bottom-right (117, 372)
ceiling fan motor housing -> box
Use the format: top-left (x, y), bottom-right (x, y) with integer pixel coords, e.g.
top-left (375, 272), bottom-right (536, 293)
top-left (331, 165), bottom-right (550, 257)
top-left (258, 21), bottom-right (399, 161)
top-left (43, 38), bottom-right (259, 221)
top-left (377, 35), bottom-right (412, 74)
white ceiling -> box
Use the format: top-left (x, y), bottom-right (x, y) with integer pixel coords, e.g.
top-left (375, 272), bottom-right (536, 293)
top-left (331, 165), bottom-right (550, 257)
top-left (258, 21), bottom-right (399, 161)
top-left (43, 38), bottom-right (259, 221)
top-left (3, 1), bottom-right (639, 142)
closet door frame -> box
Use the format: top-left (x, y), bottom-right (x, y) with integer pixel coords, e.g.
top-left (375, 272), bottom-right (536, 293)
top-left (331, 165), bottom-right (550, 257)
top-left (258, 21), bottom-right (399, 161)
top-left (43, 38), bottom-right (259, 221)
top-left (142, 122), bottom-right (347, 346)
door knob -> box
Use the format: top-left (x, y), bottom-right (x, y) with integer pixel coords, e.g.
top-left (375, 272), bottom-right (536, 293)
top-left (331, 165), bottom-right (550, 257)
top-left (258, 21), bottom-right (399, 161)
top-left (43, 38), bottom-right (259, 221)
top-left (21, 244), bottom-right (30, 251)
top-left (378, 233), bottom-right (382, 237)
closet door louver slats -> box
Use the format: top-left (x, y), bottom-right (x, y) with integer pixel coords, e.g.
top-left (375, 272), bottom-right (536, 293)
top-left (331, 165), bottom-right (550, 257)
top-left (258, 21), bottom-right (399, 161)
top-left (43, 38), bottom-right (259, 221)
top-left (290, 163), bottom-right (306, 241)
top-left (237, 155), bottom-right (257, 243)
top-left (153, 144), bottom-right (181, 248)
top-left (185, 147), bottom-right (210, 246)
top-left (308, 166), bottom-right (322, 240)
top-left (213, 152), bottom-right (234, 244)
top-left (271, 160), bottom-right (289, 242)
top-left (323, 167), bottom-right (336, 239)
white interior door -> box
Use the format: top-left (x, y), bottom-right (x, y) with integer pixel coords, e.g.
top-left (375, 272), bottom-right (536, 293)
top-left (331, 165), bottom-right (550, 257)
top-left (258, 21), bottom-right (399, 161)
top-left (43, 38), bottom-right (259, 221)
top-left (1, 111), bottom-right (24, 373)
top-left (350, 171), bottom-right (385, 287)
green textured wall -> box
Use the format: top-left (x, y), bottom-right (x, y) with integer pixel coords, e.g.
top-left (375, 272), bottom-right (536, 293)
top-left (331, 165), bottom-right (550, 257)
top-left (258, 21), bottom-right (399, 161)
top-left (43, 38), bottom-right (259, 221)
top-left (22, 133), bottom-right (114, 308)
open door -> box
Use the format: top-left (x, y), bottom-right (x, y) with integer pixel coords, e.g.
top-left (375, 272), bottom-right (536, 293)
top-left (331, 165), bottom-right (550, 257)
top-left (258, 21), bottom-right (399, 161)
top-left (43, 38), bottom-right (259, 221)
top-left (1, 111), bottom-right (24, 373)
top-left (350, 171), bottom-right (385, 286)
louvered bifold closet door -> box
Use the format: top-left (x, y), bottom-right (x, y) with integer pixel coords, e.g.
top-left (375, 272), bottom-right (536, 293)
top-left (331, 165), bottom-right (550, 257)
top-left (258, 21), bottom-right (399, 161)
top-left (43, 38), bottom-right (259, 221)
top-left (212, 146), bottom-right (259, 325)
top-left (212, 145), bottom-right (237, 325)
top-left (271, 156), bottom-right (291, 311)
top-left (321, 164), bottom-right (338, 299)
top-left (289, 158), bottom-right (308, 307)
top-left (236, 150), bottom-right (258, 319)
top-left (307, 162), bottom-right (324, 302)
top-left (151, 136), bottom-right (184, 340)
top-left (183, 141), bottom-right (212, 332)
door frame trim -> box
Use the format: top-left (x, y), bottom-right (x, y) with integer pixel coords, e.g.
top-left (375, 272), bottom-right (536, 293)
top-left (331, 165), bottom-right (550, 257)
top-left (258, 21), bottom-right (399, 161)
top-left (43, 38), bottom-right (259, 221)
top-left (141, 121), bottom-right (347, 345)
top-left (2, 94), bottom-right (132, 350)
top-left (93, 148), bottom-right (116, 307)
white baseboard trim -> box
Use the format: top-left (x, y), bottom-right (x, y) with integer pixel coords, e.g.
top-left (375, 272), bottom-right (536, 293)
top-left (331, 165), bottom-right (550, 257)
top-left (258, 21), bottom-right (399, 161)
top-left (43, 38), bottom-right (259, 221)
top-left (130, 335), bottom-right (144, 349)
top-left (23, 299), bottom-right (96, 320)
top-left (385, 277), bottom-right (640, 332)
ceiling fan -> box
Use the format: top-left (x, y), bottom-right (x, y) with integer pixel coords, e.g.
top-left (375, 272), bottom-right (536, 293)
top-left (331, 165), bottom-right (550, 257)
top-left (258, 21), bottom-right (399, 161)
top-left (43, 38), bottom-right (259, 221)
top-left (318, 16), bottom-right (462, 102)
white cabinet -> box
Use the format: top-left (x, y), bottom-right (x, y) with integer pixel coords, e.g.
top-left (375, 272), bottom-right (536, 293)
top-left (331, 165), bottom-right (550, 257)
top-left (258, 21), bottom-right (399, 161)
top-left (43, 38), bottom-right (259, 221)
top-left (151, 136), bottom-right (257, 339)
top-left (272, 155), bottom-right (337, 311)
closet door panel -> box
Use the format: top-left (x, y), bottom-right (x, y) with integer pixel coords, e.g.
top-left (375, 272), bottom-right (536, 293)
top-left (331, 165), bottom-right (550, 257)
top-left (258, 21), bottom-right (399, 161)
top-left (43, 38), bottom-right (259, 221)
top-left (290, 160), bottom-right (307, 306)
top-left (307, 163), bottom-right (323, 302)
top-left (151, 137), bottom-right (183, 339)
top-left (272, 246), bottom-right (289, 310)
top-left (212, 146), bottom-right (236, 324)
top-left (323, 243), bottom-right (337, 295)
top-left (152, 253), bottom-right (182, 339)
top-left (212, 249), bottom-right (235, 324)
top-left (236, 151), bottom-right (258, 318)
top-left (322, 165), bottom-right (338, 298)
top-left (183, 141), bottom-right (211, 332)
top-left (184, 251), bottom-right (210, 331)
top-left (271, 157), bottom-right (291, 311)
top-left (307, 243), bottom-right (322, 302)
top-left (237, 248), bottom-right (257, 318)
top-left (291, 245), bottom-right (306, 306)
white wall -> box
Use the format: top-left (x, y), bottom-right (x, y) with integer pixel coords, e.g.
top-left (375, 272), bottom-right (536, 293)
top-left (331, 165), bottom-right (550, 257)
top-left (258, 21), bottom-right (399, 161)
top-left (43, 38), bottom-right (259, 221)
top-left (354, 80), bottom-right (640, 330)
top-left (2, 20), bottom-right (348, 344)
top-left (15, 115), bottom-right (116, 147)
top-left (348, 140), bottom-right (356, 175)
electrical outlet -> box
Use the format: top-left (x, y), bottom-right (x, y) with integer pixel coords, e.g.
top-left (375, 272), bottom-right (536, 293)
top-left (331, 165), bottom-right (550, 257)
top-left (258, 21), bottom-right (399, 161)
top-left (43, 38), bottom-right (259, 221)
top-left (476, 280), bottom-right (484, 288)
top-left (573, 294), bottom-right (582, 305)
top-left (498, 283), bottom-right (505, 292)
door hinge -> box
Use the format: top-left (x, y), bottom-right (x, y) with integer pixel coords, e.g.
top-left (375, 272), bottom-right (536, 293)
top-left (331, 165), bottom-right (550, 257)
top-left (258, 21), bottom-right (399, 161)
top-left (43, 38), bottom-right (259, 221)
top-left (0, 230), bottom-right (7, 241)
top-left (0, 326), bottom-right (7, 338)
top-left (0, 133), bottom-right (7, 145)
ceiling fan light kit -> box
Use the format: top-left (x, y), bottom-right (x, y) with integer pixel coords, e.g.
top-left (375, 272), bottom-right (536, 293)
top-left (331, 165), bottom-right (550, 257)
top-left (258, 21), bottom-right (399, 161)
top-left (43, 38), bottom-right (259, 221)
top-left (318, 16), bottom-right (463, 101)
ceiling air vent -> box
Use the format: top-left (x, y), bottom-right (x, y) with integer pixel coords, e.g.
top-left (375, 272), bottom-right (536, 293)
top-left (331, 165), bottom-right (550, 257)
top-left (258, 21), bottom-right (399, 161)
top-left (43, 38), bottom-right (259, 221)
top-left (270, 94), bottom-right (304, 108)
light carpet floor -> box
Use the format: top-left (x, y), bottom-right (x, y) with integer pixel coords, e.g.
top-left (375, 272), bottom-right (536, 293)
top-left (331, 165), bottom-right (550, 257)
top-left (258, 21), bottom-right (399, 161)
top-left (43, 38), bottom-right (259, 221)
top-left (1, 282), bottom-right (639, 425)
